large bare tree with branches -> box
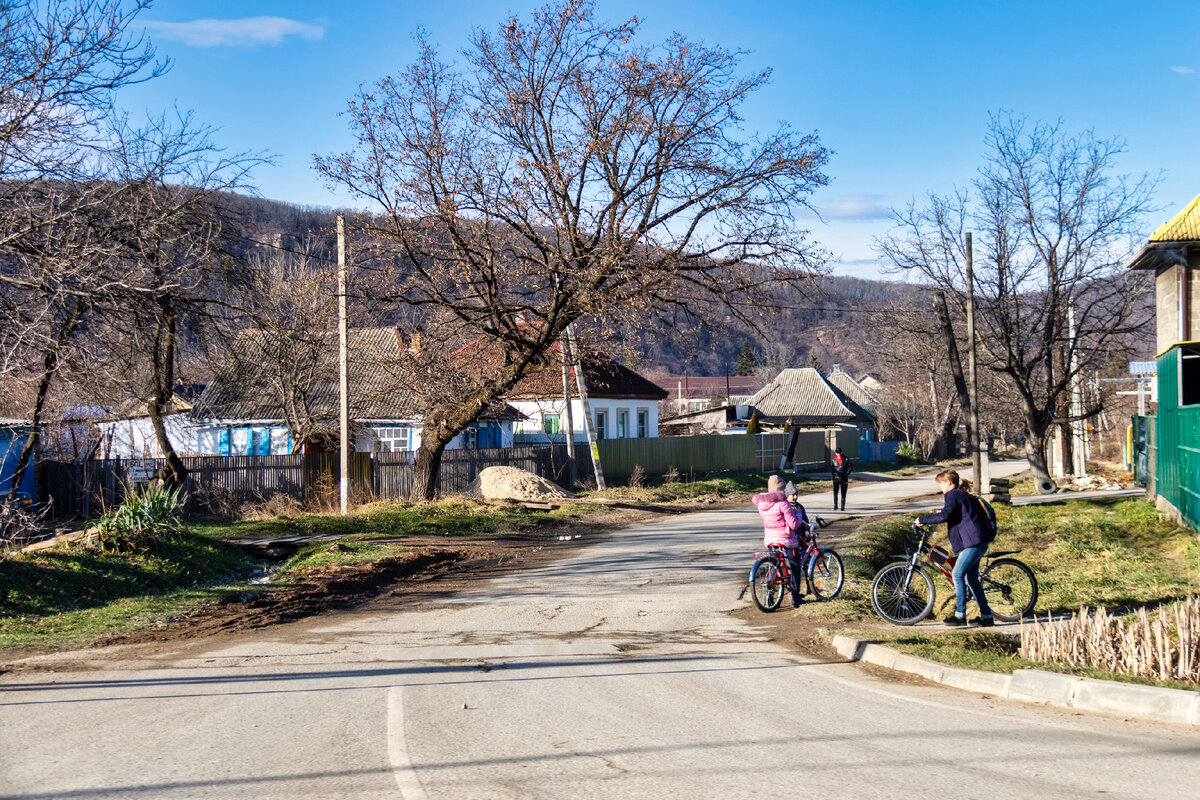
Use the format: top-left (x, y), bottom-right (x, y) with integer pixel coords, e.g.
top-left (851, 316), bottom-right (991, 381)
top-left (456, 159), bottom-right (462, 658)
top-left (877, 113), bottom-right (1156, 492)
top-left (317, 0), bottom-right (830, 499)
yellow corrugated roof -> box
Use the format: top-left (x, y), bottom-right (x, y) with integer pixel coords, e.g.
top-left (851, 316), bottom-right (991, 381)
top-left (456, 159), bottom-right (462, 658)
top-left (1151, 193), bottom-right (1200, 241)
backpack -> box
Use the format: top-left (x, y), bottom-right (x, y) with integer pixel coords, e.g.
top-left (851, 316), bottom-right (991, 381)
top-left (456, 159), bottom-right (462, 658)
top-left (974, 495), bottom-right (998, 543)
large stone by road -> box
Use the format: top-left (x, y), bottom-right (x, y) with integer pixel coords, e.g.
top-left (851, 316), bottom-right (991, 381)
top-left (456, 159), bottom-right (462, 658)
top-left (2, 462), bottom-right (1197, 798)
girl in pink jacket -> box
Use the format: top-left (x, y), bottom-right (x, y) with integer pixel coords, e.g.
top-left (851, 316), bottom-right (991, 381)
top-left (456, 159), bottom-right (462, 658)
top-left (754, 475), bottom-right (805, 605)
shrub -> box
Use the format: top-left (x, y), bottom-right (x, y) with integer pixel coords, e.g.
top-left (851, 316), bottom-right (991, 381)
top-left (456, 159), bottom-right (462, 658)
top-left (896, 442), bottom-right (925, 465)
top-left (663, 466), bottom-right (680, 484)
top-left (89, 483), bottom-right (187, 553)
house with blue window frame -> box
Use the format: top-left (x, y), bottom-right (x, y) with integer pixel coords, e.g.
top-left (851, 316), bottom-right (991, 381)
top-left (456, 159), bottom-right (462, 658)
top-left (98, 326), bottom-right (522, 459)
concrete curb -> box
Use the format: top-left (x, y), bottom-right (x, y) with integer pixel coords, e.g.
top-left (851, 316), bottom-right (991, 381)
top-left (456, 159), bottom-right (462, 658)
top-left (831, 634), bottom-right (1200, 727)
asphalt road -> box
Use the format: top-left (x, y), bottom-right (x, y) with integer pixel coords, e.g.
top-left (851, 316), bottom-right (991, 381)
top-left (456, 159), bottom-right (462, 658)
top-left (2, 463), bottom-right (1197, 799)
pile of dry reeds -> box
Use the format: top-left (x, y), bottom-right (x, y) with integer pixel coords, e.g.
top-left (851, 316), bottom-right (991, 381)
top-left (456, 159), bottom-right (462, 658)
top-left (1020, 597), bottom-right (1199, 685)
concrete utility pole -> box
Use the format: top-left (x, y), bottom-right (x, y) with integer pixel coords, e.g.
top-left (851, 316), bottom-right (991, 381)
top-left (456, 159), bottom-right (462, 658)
top-left (566, 325), bottom-right (606, 491)
top-left (1069, 302), bottom-right (1087, 478)
top-left (965, 233), bottom-right (989, 493)
top-left (559, 337), bottom-right (577, 486)
top-left (337, 214), bottom-right (350, 516)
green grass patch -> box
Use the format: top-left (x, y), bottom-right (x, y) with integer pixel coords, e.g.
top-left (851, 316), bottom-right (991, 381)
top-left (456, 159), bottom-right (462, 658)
top-left (0, 530), bottom-right (257, 650)
top-left (837, 494), bottom-right (1200, 691)
top-left (192, 498), bottom-right (594, 541)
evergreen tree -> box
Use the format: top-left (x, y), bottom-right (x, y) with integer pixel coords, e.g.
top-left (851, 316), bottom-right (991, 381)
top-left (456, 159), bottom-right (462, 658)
top-left (806, 351), bottom-right (823, 371)
top-left (745, 412), bottom-right (761, 434)
top-left (735, 342), bottom-right (757, 376)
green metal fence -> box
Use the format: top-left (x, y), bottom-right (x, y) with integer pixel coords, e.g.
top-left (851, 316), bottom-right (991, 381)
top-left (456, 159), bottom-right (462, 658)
top-left (1155, 349), bottom-right (1200, 532)
top-left (595, 430), bottom-right (846, 481)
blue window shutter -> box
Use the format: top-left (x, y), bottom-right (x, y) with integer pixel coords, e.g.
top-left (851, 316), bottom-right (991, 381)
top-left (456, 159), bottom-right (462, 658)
top-left (257, 429), bottom-right (270, 456)
top-left (219, 428), bottom-right (230, 456)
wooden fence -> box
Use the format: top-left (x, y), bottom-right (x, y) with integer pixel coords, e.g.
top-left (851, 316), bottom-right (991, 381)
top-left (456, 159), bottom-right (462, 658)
top-left (39, 445), bottom-right (590, 520)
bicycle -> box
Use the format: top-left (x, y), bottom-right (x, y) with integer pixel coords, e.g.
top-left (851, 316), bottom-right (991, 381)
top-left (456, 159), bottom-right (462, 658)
top-left (749, 516), bottom-right (845, 612)
top-left (870, 523), bottom-right (1038, 625)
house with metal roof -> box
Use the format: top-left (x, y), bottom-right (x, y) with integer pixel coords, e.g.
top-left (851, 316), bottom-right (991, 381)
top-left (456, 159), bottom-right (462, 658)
top-left (1128, 193), bottom-right (1200, 530)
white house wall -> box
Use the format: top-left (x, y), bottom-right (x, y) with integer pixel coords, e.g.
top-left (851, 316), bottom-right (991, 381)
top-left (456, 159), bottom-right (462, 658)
top-left (510, 397), bottom-right (659, 444)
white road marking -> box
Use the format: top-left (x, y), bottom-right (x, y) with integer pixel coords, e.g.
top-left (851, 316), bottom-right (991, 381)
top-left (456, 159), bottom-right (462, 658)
top-left (387, 686), bottom-right (430, 800)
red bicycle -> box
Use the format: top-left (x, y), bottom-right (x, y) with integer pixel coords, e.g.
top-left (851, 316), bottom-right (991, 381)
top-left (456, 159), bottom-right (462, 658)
top-left (749, 517), bottom-right (844, 612)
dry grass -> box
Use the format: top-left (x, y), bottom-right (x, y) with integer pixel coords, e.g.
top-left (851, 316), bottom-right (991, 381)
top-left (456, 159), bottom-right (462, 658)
top-left (1020, 598), bottom-right (1199, 686)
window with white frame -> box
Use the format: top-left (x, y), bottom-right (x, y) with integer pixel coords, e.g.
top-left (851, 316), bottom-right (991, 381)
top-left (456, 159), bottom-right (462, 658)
top-left (463, 427), bottom-right (478, 449)
top-left (595, 410), bottom-right (607, 440)
top-left (542, 412), bottom-right (560, 436)
top-left (637, 409), bottom-right (649, 438)
top-left (617, 409), bottom-right (629, 439)
top-left (372, 426), bottom-right (411, 452)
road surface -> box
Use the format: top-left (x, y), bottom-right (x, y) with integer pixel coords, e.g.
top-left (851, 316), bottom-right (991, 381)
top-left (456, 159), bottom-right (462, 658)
top-left (2, 462), bottom-right (1196, 799)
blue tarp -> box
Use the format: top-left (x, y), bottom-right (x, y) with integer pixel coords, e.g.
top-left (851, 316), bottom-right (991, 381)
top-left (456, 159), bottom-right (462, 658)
top-left (0, 427), bottom-right (36, 497)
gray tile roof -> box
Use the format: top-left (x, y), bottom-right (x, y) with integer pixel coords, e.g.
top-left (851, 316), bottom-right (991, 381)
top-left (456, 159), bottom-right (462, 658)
top-left (192, 327), bottom-right (420, 423)
top-left (826, 371), bottom-right (879, 415)
top-left (746, 368), bottom-right (856, 425)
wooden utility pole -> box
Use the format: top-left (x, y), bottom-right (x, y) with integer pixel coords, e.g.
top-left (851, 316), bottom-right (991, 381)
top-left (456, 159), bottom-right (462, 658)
top-left (337, 215), bottom-right (350, 516)
top-left (965, 232), bottom-right (989, 493)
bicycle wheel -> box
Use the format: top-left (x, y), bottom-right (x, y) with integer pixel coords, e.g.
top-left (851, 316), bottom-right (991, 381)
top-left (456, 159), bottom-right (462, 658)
top-left (871, 562), bottom-right (936, 625)
top-left (807, 547), bottom-right (845, 600)
top-left (980, 558), bottom-right (1038, 621)
top-left (750, 557), bottom-right (785, 612)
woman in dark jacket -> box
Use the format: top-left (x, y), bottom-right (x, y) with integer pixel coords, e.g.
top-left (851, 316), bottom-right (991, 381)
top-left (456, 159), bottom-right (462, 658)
top-left (916, 469), bottom-right (994, 627)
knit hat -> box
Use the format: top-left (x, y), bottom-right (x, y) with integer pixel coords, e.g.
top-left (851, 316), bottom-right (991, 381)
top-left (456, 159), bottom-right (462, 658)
top-left (785, 481), bottom-right (797, 497)
top-left (767, 475), bottom-right (784, 493)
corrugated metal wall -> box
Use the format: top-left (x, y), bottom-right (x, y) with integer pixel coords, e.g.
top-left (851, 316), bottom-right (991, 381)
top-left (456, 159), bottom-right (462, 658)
top-left (1155, 349), bottom-right (1200, 531)
top-left (596, 431), bottom-right (837, 480)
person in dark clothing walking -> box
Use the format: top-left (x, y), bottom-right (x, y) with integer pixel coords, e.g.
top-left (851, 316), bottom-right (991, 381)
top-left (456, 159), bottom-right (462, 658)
top-left (830, 447), bottom-right (851, 510)
top-left (916, 469), bottom-right (994, 627)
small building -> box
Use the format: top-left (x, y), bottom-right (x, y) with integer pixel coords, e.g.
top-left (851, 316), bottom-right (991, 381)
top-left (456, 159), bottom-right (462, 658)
top-left (503, 348), bottom-right (669, 444)
top-left (744, 367), bottom-right (876, 435)
top-left (0, 419), bottom-right (35, 498)
top-left (1128, 193), bottom-right (1200, 530)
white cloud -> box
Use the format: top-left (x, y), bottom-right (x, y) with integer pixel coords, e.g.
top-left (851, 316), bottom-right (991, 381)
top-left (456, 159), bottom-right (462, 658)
top-left (145, 17), bottom-right (326, 48)
top-left (1171, 66), bottom-right (1196, 75)
top-left (801, 194), bottom-right (893, 222)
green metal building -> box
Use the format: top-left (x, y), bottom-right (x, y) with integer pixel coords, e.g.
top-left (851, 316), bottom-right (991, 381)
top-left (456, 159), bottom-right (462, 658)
top-left (1130, 194), bottom-right (1200, 531)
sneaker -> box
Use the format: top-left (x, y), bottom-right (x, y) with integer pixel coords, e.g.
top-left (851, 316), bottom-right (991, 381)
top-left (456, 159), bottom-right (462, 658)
top-left (943, 614), bottom-right (967, 626)
top-left (791, 591), bottom-right (803, 608)
top-left (975, 616), bottom-right (995, 627)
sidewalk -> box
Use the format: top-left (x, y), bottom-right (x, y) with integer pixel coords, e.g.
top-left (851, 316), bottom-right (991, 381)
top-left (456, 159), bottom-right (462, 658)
top-left (793, 460), bottom-right (1032, 519)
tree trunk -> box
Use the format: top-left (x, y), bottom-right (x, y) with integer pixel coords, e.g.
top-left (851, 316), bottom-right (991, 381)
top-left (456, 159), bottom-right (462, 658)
top-left (1023, 411), bottom-right (1057, 494)
top-left (147, 297), bottom-right (188, 489)
top-left (8, 302), bottom-right (86, 500)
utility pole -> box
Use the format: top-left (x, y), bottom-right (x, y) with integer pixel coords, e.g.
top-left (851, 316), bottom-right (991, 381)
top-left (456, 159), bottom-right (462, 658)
top-left (965, 232), bottom-right (989, 493)
top-left (559, 337), bottom-right (577, 486)
top-left (1069, 302), bottom-right (1087, 478)
top-left (566, 325), bottom-right (606, 491)
top-left (337, 214), bottom-right (350, 516)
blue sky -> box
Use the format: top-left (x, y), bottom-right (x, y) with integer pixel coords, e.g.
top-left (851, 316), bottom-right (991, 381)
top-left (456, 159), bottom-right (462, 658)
top-left (122, 1), bottom-right (1200, 280)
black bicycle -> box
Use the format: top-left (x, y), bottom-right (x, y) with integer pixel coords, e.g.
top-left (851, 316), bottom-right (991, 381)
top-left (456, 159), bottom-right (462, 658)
top-left (870, 523), bottom-right (1038, 625)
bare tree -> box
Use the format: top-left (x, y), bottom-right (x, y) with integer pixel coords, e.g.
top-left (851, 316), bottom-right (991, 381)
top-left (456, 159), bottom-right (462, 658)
top-left (877, 113), bottom-right (1156, 492)
top-left (317, 0), bottom-right (830, 499)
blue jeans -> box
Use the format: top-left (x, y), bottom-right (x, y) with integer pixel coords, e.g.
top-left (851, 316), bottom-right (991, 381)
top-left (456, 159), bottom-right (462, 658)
top-left (952, 544), bottom-right (993, 618)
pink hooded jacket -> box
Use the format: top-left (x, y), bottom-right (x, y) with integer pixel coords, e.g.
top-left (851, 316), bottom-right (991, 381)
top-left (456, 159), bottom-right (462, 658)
top-left (754, 490), bottom-right (802, 548)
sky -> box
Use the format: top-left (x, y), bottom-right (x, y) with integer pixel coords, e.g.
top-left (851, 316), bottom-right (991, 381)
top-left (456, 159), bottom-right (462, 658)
top-left (120, 1), bottom-right (1200, 281)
